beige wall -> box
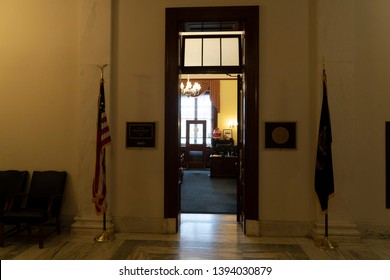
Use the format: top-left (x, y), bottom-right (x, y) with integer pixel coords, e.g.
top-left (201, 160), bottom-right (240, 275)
top-left (218, 80), bottom-right (238, 142)
top-left (0, 0), bottom-right (80, 216)
top-left (1, 0), bottom-right (390, 235)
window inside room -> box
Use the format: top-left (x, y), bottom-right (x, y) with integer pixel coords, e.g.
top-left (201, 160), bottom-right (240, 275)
top-left (180, 93), bottom-right (214, 146)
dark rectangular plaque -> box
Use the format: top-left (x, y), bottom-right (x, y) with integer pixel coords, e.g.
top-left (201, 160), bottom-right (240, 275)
top-left (126, 122), bottom-right (156, 148)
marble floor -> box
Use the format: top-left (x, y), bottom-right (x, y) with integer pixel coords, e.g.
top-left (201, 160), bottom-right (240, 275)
top-left (1, 214), bottom-right (390, 260)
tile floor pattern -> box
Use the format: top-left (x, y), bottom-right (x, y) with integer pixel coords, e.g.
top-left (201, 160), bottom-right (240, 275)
top-left (1, 214), bottom-right (390, 260)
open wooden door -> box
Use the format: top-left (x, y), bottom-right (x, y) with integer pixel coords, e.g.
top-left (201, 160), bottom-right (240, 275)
top-left (236, 75), bottom-right (244, 222)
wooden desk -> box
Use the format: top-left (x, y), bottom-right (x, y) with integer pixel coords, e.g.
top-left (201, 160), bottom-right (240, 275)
top-left (210, 156), bottom-right (237, 178)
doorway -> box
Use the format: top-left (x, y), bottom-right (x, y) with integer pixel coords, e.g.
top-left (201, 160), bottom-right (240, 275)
top-left (180, 76), bottom-right (238, 215)
top-left (164, 6), bottom-right (259, 234)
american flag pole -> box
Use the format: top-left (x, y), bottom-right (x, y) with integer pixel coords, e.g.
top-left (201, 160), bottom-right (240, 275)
top-left (93, 64), bottom-right (114, 242)
top-left (314, 59), bottom-right (337, 250)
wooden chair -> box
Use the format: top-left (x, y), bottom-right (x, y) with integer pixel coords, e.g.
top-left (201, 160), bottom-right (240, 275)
top-left (0, 171), bottom-right (67, 248)
top-left (0, 170), bottom-right (28, 214)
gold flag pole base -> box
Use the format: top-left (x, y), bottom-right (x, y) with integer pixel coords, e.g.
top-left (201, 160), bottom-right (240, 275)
top-left (314, 213), bottom-right (338, 250)
top-left (94, 213), bottom-right (115, 243)
top-left (315, 237), bottom-right (338, 251)
top-left (94, 230), bottom-right (115, 243)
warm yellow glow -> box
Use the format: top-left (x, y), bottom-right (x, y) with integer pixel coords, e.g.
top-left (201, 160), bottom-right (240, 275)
top-left (228, 120), bottom-right (238, 128)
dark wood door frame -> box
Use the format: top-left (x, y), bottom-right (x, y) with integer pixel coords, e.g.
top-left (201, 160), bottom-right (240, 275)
top-left (164, 6), bottom-right (259, 231)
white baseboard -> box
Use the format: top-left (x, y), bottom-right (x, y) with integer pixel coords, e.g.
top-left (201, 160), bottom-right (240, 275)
top-left (164, 218), bottom-right (177, 234)
top-left (70, 215), bottom-right (387, 241)
top-left (245, 219), bottom-right (260, 236)
top-left (358, 224), bottom-right (390, 239)
top-left (312, 221), bottom-right (362, 242)
top-left (112, 217), bottom-right (166, 233)
top-left (259, 220), bottom-right (314, 237)
top-left (71, 215), bottom-right (115, 235)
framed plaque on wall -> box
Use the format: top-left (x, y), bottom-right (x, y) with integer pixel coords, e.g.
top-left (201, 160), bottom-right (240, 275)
top-left (126, 122), bottom-right (156, 148)
top-left (265, 122), bottom-right (296, 149)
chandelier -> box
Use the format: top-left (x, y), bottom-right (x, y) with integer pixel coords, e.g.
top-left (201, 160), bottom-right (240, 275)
top-left (180, 75), bottom-right (201, 97)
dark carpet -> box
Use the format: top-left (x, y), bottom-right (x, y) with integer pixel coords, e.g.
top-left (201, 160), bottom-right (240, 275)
top-left (180, 170), bottom-right (237, 214)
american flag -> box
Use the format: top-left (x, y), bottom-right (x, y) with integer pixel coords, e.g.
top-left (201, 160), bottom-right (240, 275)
top-left (92, 78), bottom-right (111, 215)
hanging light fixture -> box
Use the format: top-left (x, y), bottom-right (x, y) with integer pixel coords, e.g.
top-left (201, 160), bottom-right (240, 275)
top-left (180, 75), bottom-right (201, 97)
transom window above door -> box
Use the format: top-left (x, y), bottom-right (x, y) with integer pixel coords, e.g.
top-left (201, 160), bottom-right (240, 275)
top-left (179, 32), bottom-right (244, 74)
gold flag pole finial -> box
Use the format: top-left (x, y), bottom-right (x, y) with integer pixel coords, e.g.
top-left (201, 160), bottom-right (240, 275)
top-left (97, 64), bottom-right (108, 80)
